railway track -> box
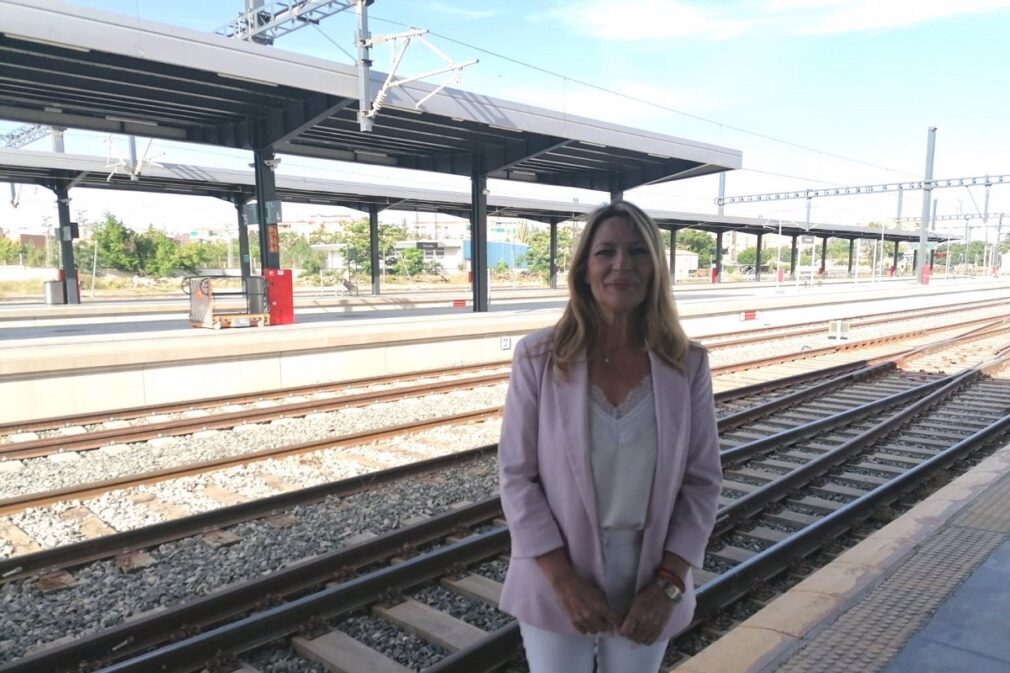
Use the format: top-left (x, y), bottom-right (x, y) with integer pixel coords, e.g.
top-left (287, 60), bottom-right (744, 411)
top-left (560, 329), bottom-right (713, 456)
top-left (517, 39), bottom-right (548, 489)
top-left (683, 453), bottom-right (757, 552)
top-left (4, 308), bottom-right (1007, 465)
top-left (5, 326), bottom-right (1010, 672)
top-left (1, 320), bottom-right (1006, 555)
top-left (5, 297), bottom-right (1009, 448)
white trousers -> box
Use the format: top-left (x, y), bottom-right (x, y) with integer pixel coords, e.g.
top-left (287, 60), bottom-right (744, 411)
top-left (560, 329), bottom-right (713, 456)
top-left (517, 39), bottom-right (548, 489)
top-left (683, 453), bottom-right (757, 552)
top-left (520, 530), bottom-right (669, 673)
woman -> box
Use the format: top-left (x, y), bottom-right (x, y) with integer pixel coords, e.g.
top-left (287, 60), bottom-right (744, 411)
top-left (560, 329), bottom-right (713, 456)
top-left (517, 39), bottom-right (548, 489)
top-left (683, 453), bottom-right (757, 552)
top-left (498, 200), bottom-right (722, 672)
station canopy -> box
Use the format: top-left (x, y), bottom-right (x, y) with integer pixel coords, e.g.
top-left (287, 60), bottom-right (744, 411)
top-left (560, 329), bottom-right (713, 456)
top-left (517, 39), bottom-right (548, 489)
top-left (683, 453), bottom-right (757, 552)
top-left (0, 147), bottom-right (952, 243)
top-left (0, 0), bottom-right (741, 192)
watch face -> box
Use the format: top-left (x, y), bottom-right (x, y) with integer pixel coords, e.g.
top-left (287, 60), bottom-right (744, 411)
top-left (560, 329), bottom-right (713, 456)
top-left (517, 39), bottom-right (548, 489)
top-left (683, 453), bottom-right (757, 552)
top-left (658, 578), bottom-right (683, 603)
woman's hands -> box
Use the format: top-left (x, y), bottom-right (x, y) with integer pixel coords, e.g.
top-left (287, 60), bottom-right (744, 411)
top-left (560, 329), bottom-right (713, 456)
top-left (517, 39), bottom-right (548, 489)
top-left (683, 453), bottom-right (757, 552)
top-left (617, 583), bottom-right (675, 645)
top-left (551, 572), bottom-right (620, 635)
top-left (536, 548), bottom-right (619, 634)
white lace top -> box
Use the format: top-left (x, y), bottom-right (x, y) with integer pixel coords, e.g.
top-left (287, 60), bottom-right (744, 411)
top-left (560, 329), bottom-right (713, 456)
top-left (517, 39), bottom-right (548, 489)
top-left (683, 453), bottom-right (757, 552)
top-left (588, 374), bottom-right (658, 531)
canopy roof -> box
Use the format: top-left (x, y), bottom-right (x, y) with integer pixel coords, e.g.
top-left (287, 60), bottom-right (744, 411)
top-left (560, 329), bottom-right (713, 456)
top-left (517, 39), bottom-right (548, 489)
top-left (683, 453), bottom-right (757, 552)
top-left (0, 0), bottom-right (741, 192)
top-left (0, 147), bottom-right (950, 243)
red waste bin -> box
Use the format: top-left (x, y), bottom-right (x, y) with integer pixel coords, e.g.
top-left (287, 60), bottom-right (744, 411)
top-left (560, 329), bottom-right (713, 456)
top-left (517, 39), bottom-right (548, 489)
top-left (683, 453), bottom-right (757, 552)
top-left (264, 268), bottom-right (294, 325)
top-left (710, 264), bottom-right (718, 284)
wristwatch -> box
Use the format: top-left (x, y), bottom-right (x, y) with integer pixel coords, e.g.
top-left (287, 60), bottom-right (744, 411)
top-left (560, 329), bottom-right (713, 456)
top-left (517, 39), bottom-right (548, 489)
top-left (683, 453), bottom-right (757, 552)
top-left (654, 574), bottom-right (683, 604)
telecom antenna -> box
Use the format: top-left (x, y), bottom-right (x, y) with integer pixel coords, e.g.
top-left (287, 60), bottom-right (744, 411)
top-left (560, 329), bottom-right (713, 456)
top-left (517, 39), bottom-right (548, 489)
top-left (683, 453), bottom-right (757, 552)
top-left (219, 1), bottom-right (477, 133)
top-left (354, 1), bottom-right (477, 132)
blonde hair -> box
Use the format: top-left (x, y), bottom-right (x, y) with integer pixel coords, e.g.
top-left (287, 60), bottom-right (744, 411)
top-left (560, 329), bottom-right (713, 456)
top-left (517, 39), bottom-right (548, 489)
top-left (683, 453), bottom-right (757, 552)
top-left (552, 200), bottom-right (691, 375)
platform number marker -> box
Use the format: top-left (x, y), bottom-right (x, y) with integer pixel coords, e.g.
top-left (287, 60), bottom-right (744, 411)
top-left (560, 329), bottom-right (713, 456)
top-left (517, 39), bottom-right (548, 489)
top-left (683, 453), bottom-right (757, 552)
top-left (500, 336), bottom-right (512, 351)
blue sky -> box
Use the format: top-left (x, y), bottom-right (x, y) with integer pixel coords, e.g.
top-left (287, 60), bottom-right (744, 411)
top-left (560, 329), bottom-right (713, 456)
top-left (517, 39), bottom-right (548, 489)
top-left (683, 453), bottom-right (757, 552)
top-left (3, 0), bottom-right (1010, 239)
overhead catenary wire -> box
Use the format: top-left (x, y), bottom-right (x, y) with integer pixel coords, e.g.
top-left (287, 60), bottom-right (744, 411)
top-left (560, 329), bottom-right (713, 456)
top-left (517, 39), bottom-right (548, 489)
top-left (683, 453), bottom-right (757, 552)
top-left (359, 13), bottom-right (922, 180)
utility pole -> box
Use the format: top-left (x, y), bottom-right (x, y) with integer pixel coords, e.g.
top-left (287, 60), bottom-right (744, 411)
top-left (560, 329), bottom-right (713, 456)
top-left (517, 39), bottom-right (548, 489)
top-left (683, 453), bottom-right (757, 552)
top-left (917, 127), bottom-right (937, 284)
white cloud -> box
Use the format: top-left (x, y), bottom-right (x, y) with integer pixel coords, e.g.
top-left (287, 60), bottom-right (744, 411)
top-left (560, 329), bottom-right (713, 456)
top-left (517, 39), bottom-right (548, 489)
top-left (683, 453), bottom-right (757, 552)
top-left (543, 0), bottom-right (1010, 39)
top-left (542, 0), bottom-right (755, 41)
top-left (792, 0), bottom-right (1010, 34)
top-left (426, 2), bottom-right (498, 20)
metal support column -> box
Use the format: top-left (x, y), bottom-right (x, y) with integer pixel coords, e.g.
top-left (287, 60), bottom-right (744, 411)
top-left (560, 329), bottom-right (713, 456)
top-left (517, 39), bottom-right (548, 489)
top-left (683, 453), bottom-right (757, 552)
top-left (718, 173), bottom-right (726, 216)
top-left (470, 154), bottom-right (489, 312)
top-left (714, 231), bottom-right (724, 283)
top-left (848, 239), bottom-right (856, 277)
top-left (669, 229), bottom-right (678, 283)
top-left (55, 187), bottom-right (79, 304)
top-left (996, 214), bottom-right (1005, 274)
top-left (253, 147), bottom-right (280, 271)
top-left (51, 127), bottom-right (65, 153)
top-left (609, 174), bottom-right (623, 203)
top-left (233, 195), bottom-right (251, 278)
top-left (893, 241), bottom-right (900, 273)
top-left (369, 204), bottom-right (380, 295)
top-left (820, 237), bottom-right (828, 274)
top-left (754, 233), bottom-right (763, 281)
top-left (548, 217), bottom-right (559, 290)
top-left (790, 236), bottom-right (798, 279)
top-left (917, 127), bottom-right (937, 283)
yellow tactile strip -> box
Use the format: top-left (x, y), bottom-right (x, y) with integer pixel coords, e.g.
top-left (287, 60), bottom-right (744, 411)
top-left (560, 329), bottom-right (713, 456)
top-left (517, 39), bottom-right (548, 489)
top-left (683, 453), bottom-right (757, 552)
top-left (674, 442), bottom-right (1010, 673)
top-left (775, 526), bottom-right (1005, 673)
top-left (953, 475), bottom-right (1010, 533)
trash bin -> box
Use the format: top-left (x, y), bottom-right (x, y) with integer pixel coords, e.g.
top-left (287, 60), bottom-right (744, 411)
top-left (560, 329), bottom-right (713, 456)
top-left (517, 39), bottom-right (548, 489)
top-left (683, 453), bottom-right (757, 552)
top-left (44, 280), bottom-right (66, 305)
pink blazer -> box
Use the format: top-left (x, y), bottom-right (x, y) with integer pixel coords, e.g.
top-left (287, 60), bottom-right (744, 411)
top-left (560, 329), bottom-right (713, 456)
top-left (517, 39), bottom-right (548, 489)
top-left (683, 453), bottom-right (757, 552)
top-left (498, 328), bottom-right (723, 639)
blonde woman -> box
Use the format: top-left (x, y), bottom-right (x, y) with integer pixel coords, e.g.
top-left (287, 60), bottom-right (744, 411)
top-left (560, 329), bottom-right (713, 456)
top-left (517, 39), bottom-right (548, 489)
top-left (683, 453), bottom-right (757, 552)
top-left (498, 201), bottom-right (722, 672)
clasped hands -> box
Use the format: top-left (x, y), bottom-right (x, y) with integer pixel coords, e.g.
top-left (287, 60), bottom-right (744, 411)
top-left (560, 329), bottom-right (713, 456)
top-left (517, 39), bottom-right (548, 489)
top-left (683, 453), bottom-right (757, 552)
top-left (551, 573), bottom-right (674, 645)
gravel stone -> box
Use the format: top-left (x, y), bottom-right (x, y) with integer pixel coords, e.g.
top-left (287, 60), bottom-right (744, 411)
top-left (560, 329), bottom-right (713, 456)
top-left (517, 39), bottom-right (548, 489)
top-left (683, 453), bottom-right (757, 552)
top-left (0, 454), bottom-right (500, 664)
top-left (0, 385), bottom-right (506, 500)
top-left (337, 612), bottom-right (446, 670)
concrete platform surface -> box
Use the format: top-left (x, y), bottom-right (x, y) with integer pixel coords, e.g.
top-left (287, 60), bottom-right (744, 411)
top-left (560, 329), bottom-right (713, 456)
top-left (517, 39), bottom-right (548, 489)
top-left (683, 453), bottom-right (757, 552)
top-left (678, 442), bottom-right (1010, 673)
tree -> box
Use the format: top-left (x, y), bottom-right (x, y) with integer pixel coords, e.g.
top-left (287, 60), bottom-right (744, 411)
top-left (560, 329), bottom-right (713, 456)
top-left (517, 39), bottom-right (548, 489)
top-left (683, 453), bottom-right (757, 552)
top-left (280, 231), bottom-right (325, 274)
top-left (175, 242), bottom-right (212, 273)
top-left (93, 212), bottom-right (139, 272)
top-left (676, 229), bottom-right (715, 267)
top-left (396, 248), bottom-right (424, 276)
top-left (135, 229), bottom-right (180, 276)
top-left (522, 226), bottom-right (575, 277)
top-left (0, 237), bottom-right (22, 264)
top-left (335, 218), bottom-right (408, 274)
top-left (736, 246), bottom-right (772, 267)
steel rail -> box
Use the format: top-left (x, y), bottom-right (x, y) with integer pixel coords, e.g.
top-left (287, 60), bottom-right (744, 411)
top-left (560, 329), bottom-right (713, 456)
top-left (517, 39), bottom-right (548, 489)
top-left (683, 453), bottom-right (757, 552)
top-left (714, 367), bottom-right (980, 535)
top-left (0, 361), bottom-right (509, 435)
top-left (90, 531), bottom-right (512, 673)
top-left (5, 299), bottom-right (1005, 439)
top-left (0, 408), bottom-right (501, 516)
top-left (0, 445), bottom-right (497, 584)
top-left (719, 319), bottom-right (1010, 442)
top-left (719, 374), bottom-right (954, 466)
top-left (34, 371), bottom-right (1010, 673)
top-left (716, 361), bottom-right (897, 430)
top-left (695, 390), bottom-right (1010, 617)
top-left (1, 499), bottom-right (507, 673)
top-left (0, 372), bottom-right (509, 460)
top-left (0, 360), bottom-right (932, 574)
top-left (697, 296), bottom-right (1010, 348)
top-left (708, 314), bottom-right (1010, 376)
top-left (9, 324), bottom-right (1010, 672)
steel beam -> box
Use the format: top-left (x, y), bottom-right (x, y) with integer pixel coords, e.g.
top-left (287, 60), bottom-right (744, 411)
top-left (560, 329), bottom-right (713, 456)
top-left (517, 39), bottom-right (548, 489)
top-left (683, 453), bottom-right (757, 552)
top-left (54, 187), bottom-right (79, 304)
top-left (253, 147), bottom-right (280, 270)
top-left (549, 217), bottom-right (559, 290)
top-left (470, 154), bottom-right (489, 311)
top-left (369, 203), bottom-right (380, 295)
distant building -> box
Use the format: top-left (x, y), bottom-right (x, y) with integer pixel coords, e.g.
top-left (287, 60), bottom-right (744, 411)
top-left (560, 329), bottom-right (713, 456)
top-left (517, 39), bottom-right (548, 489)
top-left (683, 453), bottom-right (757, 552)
top-left (462, 240), bottom-right (530, 270)
top-left (19, 234), bottom-right (45, 250)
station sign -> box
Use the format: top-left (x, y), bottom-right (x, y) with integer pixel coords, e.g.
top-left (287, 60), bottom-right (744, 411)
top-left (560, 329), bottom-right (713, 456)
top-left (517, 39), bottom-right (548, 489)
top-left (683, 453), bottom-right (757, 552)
top-left (243, 200), bottom-right (282, 226)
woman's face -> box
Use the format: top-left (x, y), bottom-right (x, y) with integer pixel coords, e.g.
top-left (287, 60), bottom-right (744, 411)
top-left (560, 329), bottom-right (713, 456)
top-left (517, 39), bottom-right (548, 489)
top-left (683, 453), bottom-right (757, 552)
top-left (584, 216), bottom-right (653, 320)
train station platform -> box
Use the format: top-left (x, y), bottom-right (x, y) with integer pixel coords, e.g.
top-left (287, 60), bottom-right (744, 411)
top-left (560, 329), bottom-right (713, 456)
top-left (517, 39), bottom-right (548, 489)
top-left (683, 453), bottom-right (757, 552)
top-left (679, 443), bottom-right (1010, 673)
top-left (4, 279), bottom-right (1010, 424)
